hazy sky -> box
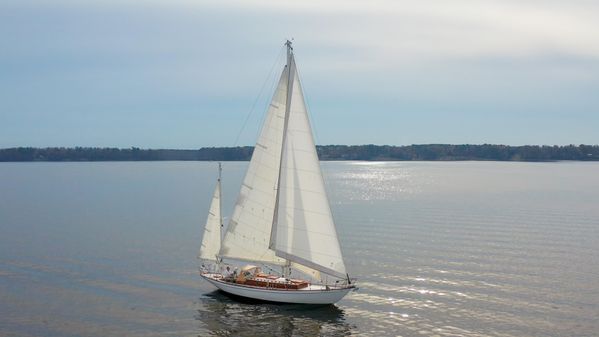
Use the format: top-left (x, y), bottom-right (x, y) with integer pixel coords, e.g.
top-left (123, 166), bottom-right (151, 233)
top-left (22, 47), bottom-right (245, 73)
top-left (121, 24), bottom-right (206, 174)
top-left (1, 0), bottom-right (598, 147)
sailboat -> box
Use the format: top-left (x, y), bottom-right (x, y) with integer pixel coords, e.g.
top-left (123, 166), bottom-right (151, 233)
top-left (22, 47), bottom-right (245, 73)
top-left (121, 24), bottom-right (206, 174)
top-left (199, 40), bottom-right (355, 304)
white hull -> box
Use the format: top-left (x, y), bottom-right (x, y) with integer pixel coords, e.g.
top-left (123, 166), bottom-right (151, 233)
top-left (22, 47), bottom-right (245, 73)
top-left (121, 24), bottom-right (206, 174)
top-left (201, 273), bottom-right (354, 304)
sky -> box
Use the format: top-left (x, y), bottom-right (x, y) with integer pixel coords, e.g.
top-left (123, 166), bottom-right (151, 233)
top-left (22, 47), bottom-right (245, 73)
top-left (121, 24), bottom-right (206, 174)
top-left (1, 0), bottom-right (598, 148)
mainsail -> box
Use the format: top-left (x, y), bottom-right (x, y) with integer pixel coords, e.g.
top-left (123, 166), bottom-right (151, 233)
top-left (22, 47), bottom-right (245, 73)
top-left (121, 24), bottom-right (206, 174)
top-left (198, 164), bottom-right (223, 261)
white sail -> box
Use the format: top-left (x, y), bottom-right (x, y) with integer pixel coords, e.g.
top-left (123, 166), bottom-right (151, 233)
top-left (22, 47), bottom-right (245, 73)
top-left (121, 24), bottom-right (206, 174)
top-left (219, 67), bottom-right (289, 265)
top-left (291, 262), bottom-right (321, 281)
top-left (271, 55), bottom-right (347, 279)
top-left (199, 176), bottom-right (222, 261)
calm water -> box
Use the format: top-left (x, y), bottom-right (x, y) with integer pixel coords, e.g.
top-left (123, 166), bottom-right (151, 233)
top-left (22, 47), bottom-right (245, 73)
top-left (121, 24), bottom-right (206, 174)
top-left (0, 161), bottom-right (598, 337)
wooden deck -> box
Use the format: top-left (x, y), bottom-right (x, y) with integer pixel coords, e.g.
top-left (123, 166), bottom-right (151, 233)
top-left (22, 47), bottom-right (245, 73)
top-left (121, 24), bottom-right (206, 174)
top-left (226, 273), bottom-right (310, 290)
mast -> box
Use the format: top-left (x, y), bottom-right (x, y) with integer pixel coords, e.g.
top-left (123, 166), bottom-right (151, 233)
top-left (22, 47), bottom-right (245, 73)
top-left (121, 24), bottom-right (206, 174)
top-left (271, 40), bottom-right (295, 277)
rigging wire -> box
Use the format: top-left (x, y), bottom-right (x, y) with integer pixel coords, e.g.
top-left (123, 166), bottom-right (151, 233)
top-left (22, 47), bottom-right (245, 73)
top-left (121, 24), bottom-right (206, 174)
top-left (232, 45), bottom-right (286, 147)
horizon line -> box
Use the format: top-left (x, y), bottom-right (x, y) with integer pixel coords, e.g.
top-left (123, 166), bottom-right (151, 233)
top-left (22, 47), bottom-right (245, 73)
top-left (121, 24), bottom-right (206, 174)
top-left (2, 143), bottom-right (599, 150)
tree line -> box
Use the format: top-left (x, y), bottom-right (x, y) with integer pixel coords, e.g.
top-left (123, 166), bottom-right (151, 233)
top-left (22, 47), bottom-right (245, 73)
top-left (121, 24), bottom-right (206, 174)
top-left (0, 144), bottom-right (597, 162)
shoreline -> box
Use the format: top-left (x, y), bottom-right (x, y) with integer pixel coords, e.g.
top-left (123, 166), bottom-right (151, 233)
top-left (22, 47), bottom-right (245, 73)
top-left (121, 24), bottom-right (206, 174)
top-left (1, 144), bottom-right (597, 162)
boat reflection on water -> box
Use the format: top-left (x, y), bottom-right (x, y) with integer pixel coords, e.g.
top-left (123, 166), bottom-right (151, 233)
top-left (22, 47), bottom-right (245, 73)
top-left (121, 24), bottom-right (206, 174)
top-left (196, 291), bottom-right (354, 336)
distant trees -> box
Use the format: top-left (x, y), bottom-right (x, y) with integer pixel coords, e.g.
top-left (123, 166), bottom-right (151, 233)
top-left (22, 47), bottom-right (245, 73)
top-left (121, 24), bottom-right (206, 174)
top-left (316, 144), bottom-right (599, 161)
top-left (0, 145), bottom-right (597, 162)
